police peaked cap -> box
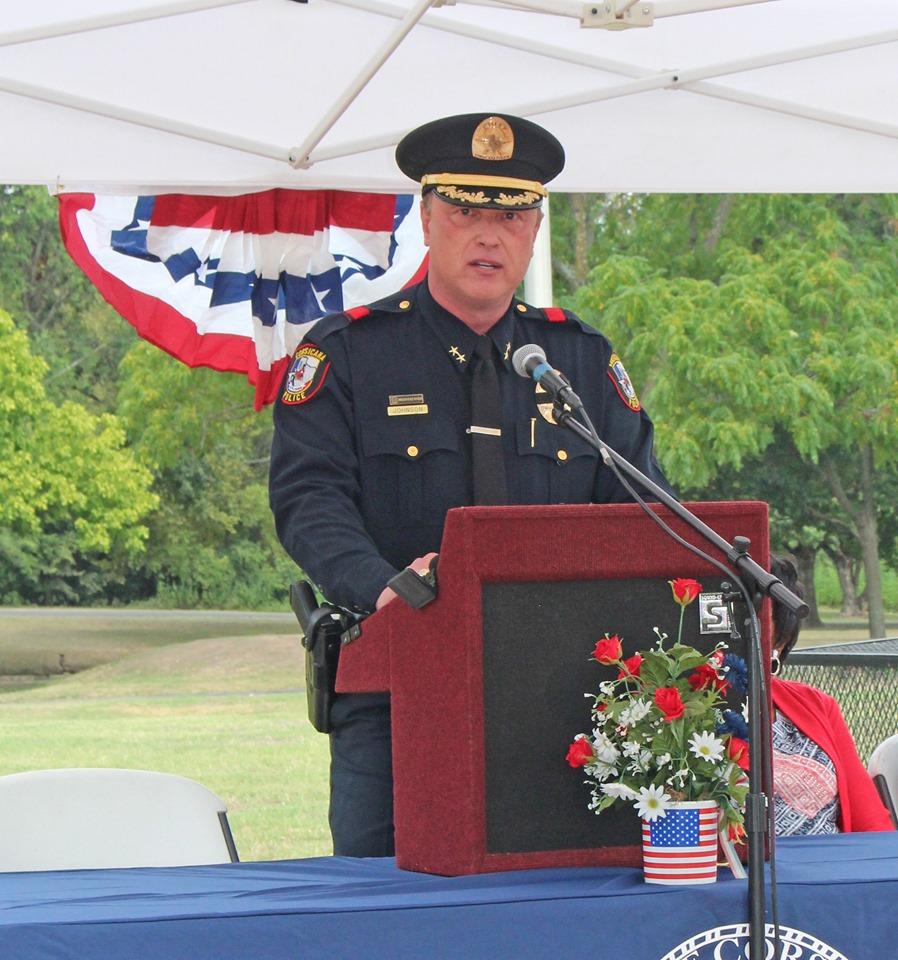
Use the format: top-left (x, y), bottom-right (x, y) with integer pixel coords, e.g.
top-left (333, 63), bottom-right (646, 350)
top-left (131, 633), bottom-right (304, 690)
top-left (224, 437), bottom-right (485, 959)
top-left (395, 113), bottom-right (565, 210)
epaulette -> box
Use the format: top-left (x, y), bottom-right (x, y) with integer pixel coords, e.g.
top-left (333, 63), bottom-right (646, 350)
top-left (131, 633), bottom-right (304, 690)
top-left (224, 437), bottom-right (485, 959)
top-left (306, 309), bottom-right (353, 342)
top-left (512, 300), bottom-right (570, 323)
top-left (365, 285), bottom-right (419, 315)
top-left (305, 286), bottom-right (421, 342)
top-left (513, 300), bottom-right (602, 336)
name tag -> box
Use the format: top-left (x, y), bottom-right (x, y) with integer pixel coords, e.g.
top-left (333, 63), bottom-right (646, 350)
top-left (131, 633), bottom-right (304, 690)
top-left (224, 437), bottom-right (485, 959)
top-left (387, 393), bottom-right (428, 417)
top-left (388, 404), bottom-right (429, 416)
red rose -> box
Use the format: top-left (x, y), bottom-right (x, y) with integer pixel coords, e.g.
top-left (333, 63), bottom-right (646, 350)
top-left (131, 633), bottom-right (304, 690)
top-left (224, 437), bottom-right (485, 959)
top-left (654, 686), bottom-right (685, 722)
top-left (728, 822), bottom-right (747, 842)
top-left (593, 635), bottom-right (623, 664)
top-left (727, 736), bottom-right (750, 771)
top-left (669, 577), bottom-right (702, 607)
top-left (688, 662), bottom-right (729, 693)
top-left (617, 653), bottom-right (643, 679)
top-left (566, 737), bottom-right (594, 768)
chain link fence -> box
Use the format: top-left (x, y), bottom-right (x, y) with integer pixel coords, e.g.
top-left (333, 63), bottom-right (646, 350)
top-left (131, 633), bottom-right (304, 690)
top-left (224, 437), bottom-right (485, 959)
top-left (784, 638), bottom-right (898, 763)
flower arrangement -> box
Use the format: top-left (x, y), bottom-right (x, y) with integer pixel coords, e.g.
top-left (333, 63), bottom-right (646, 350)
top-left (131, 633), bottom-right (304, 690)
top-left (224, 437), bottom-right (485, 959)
top-left (565, 578), bottom-right (750, 837)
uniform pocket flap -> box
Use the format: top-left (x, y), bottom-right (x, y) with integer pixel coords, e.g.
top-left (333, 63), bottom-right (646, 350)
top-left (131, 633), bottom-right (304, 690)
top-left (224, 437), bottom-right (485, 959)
top-left (361, 416), bottom-right (459, 460)
top-left (515, 420), bottom-right (597, 462)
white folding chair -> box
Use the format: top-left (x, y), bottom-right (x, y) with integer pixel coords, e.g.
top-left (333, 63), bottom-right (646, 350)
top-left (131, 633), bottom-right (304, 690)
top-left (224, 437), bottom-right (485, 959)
top-left (868, 735), bottom-right (898, 829)
top-left (0, 768), bottom-right (238, 871)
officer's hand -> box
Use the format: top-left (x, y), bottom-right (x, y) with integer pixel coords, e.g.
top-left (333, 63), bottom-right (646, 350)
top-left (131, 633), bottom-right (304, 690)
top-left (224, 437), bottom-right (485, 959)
top-left (375, 552), bottom-right (438, 610)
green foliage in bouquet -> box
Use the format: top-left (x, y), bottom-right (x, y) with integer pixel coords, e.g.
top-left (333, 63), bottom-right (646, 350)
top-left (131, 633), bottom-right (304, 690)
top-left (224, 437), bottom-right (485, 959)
top-left (566, 578), bottom-right (749, 837)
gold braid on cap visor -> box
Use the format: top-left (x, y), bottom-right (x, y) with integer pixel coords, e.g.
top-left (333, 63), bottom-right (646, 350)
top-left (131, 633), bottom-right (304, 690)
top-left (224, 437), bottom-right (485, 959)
top-left (422, 173), bottom-right (546, 207)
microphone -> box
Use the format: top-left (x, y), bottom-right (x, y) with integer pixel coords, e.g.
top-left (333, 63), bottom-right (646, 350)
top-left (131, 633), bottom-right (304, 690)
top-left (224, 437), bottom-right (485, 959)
top-left (511, 343), bottom-right (583, 410)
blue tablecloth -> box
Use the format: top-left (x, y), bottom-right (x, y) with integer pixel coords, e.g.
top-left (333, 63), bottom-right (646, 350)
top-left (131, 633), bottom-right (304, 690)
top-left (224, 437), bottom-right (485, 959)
top-left (1, 833), bottom-right (895, 959)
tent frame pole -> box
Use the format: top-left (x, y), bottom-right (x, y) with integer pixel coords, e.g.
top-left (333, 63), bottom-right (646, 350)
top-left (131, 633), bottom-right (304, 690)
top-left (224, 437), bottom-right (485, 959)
top-left (0, 76), bottom-right (289, 162)
top-left (288, 0), bottom-right (436, 169)
top-left (0, 0), bottom-right (256, 47)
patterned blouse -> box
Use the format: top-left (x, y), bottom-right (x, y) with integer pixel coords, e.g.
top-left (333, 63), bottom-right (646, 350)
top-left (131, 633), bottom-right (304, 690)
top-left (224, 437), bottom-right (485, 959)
top-left (772, 710), bottom-right (840, 836)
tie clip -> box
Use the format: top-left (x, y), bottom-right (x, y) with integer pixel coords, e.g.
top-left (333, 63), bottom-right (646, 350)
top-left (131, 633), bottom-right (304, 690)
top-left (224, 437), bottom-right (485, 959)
top-left (467, 426), bottom-right (502, 437)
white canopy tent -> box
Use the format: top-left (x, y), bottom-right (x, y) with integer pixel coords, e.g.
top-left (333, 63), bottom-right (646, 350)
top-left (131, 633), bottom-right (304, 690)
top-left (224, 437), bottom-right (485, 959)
top-left (2, 0), bottom-right (898, 197)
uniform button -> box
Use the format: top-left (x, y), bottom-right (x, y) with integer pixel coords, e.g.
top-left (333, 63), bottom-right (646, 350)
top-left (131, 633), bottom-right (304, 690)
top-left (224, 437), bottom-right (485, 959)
top-left (557, 449), bottom-right (568, 462)
top-left (516, 303), bottom-right (527, 313)
top-left (399, 299), bottom-right (411, 310)
top-left (407, 445), bottom-right (419, 458)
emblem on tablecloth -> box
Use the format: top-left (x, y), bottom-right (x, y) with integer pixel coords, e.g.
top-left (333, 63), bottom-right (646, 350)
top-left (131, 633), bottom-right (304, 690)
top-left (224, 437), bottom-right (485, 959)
top-left (659, 923), bottom-right (847, 960)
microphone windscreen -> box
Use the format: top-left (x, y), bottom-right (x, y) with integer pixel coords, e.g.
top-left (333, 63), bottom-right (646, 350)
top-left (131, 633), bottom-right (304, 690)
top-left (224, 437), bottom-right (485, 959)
top-left (511, 343), bottom-right (546, 378)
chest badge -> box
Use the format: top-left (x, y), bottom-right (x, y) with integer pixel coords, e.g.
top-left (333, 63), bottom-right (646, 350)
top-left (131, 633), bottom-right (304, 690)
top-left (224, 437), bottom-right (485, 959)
top-left (535, 382), bottom-right (572, 425)
top-left (387, 393), bottom-right (429, 417)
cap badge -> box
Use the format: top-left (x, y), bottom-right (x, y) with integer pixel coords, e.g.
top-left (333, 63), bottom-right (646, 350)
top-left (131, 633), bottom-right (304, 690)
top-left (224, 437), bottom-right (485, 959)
top-left (472, 116), bottom-right (514, 161)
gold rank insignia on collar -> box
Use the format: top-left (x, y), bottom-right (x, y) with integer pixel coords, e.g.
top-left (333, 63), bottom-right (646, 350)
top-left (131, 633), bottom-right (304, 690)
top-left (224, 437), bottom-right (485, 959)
top-left (449, 345), bottom-right (467, 364)
top-left (503, 342), bottom-right (511, 361)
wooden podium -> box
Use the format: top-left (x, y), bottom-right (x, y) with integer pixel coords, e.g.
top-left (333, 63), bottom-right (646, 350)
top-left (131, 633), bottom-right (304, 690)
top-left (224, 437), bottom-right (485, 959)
top-left (336, 501), bottom-right (770, 876)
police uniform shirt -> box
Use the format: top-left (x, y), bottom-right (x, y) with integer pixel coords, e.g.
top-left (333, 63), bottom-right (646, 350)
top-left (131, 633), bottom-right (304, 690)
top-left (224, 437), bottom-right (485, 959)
top-left (269, 280), bottom-right (672, 614)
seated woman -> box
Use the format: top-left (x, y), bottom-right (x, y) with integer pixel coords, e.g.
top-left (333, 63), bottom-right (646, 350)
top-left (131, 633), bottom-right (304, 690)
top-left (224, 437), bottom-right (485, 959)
top-left (769, 555), bottom-right (894, 835)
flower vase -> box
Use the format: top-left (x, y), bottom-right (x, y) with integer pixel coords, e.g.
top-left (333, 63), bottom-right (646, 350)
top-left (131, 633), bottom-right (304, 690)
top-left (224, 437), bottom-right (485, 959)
top-left (641, 800), bottom-right (719, 885)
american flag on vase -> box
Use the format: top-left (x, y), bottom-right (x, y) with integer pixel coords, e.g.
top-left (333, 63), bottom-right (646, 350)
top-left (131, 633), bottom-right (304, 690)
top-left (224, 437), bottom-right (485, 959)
top-left (641, 802), bottom-right (719, 885)
top-left (58, 189), bottom-right (428, 410)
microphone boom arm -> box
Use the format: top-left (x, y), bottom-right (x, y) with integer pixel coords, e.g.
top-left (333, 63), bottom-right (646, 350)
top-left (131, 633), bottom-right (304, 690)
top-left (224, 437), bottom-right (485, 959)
top-left (552, 405), bottom-right (808, 618)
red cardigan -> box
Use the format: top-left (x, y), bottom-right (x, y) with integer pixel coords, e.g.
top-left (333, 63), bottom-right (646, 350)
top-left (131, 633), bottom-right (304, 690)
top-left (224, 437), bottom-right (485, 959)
top-left (771, 677), bottom-right (894, 833)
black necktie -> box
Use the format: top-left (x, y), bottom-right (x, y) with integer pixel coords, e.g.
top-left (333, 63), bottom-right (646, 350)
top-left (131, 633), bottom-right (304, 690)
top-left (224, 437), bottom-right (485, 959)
top-left (469, 336), bottom-right (508, 505)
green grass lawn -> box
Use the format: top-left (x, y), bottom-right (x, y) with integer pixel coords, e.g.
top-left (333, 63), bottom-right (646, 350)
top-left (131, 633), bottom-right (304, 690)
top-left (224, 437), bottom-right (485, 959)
top-left (0, 603), bottom-right (892, 865)
top-left (797, 612), bottom-right (898, 646)
top-left (0, 607), bottom-right (297, 676)
top-left (0, 619), bottom-right (332, 862)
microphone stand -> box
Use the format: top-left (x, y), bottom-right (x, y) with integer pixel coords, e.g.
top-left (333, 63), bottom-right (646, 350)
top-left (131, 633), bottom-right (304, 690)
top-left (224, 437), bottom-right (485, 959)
top-left (552, 402), bottom-right (807, 960)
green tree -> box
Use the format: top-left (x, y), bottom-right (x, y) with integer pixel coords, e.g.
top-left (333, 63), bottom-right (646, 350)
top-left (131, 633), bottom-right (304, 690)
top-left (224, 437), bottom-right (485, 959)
top-left (0, 186), bottom-right (131, 411)
top-left (0, 310), bottom-right (157, 603)
top-left (569, 194), bottom-right (898, 638)
top-left (116, 342), bottom-right (298, 608)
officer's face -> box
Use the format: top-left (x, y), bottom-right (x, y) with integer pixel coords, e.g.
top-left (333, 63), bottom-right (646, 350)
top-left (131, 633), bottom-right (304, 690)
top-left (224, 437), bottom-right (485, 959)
top-left (421, 196), bottom-right (542, 328)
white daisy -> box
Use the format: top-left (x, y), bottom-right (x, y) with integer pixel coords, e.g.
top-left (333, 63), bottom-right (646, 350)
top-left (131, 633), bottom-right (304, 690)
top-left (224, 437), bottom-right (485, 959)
top-left (591, 761), bottom-right (619, 781)
top-left (620, 699), bottom-right (651, 726)
top-left (634, 784), bottom-right (671, 821)
top-left (689, 731), bottom-right (725, 762)
top-left (592, 732), bottom-right (621, 766)
top-left (657, 753), bottom-right (672, 767)
top-left (601, 782), bottom-right (639, 800)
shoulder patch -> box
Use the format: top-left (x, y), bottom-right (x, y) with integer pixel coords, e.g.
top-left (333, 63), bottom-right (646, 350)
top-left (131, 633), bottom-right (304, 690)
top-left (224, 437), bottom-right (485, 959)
top-left (542, 306), bottom-right (567, 323)
top-left (607, 353), bottom-right (642, 412)
top-left (345, 306), bottom-right (370, 322)
top-left (281, 343), bottom-right (330, 405)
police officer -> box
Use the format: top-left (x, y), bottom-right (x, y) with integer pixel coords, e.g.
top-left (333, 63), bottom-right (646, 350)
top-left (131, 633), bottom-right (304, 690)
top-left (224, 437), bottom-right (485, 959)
top-left (269, 112), bottom-right (672, 857)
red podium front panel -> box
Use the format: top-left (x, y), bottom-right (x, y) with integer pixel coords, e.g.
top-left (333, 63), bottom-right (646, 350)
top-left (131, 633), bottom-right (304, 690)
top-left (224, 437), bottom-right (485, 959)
top-left (336, 501), bottom-right (770, 875)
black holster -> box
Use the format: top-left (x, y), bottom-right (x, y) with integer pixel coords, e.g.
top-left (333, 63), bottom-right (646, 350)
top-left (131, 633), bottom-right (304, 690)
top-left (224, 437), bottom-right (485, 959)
top-left (290, 581), bottom-right (359, 734)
